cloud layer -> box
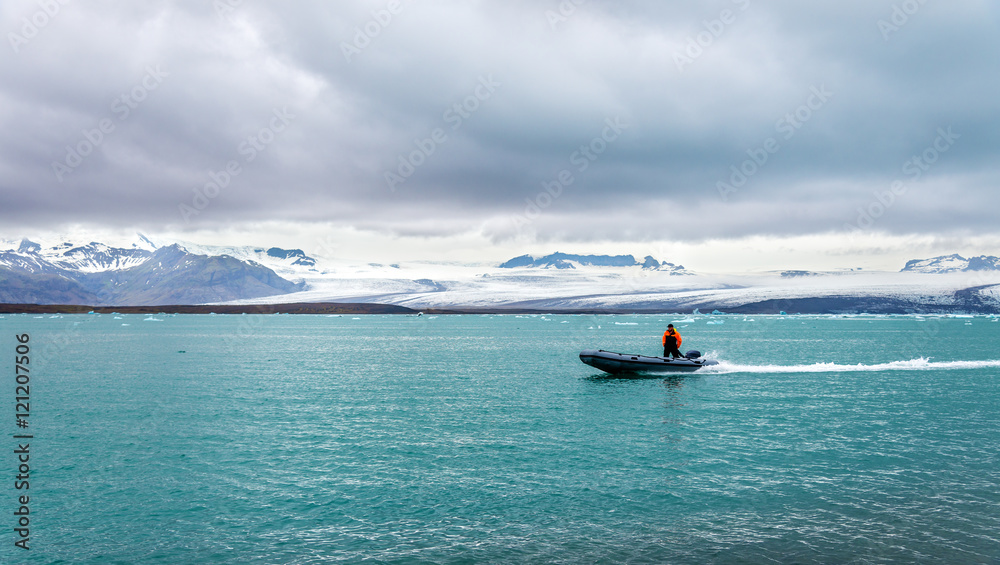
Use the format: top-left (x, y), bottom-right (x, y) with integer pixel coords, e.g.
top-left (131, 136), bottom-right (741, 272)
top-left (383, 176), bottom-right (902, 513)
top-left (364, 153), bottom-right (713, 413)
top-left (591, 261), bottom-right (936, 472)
top-left (1, 0), bottom-right (998, 254)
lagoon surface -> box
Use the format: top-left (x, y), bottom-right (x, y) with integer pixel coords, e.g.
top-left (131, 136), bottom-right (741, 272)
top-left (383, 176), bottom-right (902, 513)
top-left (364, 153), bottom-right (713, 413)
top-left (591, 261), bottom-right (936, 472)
top-left (2, 313), bottom-right (999, 563)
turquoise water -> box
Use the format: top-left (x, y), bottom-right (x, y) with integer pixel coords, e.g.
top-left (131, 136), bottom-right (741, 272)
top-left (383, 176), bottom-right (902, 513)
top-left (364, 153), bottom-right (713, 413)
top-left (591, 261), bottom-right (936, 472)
top-left (2, 313), bottom-right (999, 563)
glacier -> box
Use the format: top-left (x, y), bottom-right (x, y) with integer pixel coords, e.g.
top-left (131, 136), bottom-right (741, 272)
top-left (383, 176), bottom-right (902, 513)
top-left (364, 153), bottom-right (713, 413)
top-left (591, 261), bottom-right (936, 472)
top-left (2, 235), bottom-right (1000, 312)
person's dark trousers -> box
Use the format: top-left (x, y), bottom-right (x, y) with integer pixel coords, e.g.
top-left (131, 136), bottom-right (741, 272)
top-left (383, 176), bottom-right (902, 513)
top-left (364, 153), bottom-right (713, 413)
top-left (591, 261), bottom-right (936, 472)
top-left (663, 345), bottom-right (681, 358)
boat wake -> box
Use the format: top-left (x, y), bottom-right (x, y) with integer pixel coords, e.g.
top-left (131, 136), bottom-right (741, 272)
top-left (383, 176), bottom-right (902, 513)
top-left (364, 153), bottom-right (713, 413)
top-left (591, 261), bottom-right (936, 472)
top-left (702, 358), bottom-right (1000, 374)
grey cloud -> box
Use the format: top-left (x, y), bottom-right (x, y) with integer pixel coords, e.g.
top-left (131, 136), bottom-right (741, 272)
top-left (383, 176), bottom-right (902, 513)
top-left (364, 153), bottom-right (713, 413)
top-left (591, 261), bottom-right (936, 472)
top-left (0, 0), bottom-right (997, 245)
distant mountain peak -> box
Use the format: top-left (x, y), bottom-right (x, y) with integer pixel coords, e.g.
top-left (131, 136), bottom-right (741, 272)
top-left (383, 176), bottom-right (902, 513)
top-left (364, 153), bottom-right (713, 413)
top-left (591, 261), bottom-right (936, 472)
top-left (266, 247), bottom-right (317, 267)
top-left (134, 233), bottom-right (159, 251)
top-left (966, 255), bottom-right (1000, 271)
top-left (902, 254), bottom-right (1000, 273)
top-left (17, 239), bottom-right (41, 253)
top-left (499, 252), bottom-right (689, 273)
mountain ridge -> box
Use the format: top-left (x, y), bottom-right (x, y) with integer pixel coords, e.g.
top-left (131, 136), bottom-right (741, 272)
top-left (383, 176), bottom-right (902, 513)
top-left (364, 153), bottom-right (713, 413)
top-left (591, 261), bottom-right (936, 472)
top-left (0, 240), bottom-right (302, 305)
top-left (499, 252), bottom-right (690, 274)
top-left (902, 254), bottom-right (1000, 273)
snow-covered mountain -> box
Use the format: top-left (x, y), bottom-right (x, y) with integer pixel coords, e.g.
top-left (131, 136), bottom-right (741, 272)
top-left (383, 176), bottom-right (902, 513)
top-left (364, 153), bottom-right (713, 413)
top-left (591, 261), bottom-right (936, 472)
top-left (902, 254), bottom-right (1000, 273)
top-left (134, 234), bottom-right (320, 279)
top-left (499, 252), bottom-right (690, 274)
top-left (0, 237), bottom-right (302, 305)
top-left (87, 244), bottom-right (302, 305)
top-left (1, 238), bottom-right (155, 273)
top-left (3, 236), bottom-right (1000, 312)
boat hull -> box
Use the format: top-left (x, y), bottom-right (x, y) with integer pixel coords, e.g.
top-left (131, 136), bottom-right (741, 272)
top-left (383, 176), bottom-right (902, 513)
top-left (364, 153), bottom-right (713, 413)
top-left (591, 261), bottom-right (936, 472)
top-left (580, 349), bottom-right (718, 374)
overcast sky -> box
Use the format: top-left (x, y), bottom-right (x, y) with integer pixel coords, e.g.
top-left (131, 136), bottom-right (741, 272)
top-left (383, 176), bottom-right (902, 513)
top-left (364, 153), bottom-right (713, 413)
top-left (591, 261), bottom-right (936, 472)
top-left (1, 0), bottom-right (998, 271)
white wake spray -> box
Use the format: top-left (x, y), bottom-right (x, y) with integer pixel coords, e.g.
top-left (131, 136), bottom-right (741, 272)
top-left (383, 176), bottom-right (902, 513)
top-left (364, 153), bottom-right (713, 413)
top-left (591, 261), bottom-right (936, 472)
top-left (702, 358), bottom-right (1000, 374)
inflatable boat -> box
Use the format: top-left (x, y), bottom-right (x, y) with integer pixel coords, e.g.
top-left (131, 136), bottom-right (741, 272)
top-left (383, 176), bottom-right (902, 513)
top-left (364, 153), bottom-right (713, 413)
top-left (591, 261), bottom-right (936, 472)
top-left (579, 349), bottom-right (718, 374)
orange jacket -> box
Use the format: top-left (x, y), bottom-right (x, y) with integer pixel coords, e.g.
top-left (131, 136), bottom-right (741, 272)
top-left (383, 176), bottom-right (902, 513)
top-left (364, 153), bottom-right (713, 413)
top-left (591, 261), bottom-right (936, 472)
top-left (662, 328), bottom-right (682, 348)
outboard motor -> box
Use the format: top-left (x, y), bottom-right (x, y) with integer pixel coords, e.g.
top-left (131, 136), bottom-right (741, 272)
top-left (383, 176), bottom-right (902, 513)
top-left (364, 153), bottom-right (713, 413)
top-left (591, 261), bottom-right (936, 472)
top-left (684, 350), bottom-right (702, 359)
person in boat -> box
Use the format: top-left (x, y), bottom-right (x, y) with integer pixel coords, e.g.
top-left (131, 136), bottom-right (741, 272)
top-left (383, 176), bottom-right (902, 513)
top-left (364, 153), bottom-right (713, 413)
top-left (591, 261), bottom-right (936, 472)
top-left (662, 324), bottom-right (682, 358)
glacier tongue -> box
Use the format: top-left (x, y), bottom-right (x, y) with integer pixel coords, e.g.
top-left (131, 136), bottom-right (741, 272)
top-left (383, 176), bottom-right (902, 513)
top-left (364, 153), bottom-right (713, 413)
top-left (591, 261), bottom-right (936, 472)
top-left (216, 264), bottom-right (1000, 313)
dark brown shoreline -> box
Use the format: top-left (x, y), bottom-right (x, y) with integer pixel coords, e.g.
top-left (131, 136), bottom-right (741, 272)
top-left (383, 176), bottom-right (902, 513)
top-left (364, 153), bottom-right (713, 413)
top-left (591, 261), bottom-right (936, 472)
top-left (0, 303), bottom-right (641, 315)
top-left (1, 296), bottom-right (996, 315)
top-left (0, 303), bottom-right (417, 315)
